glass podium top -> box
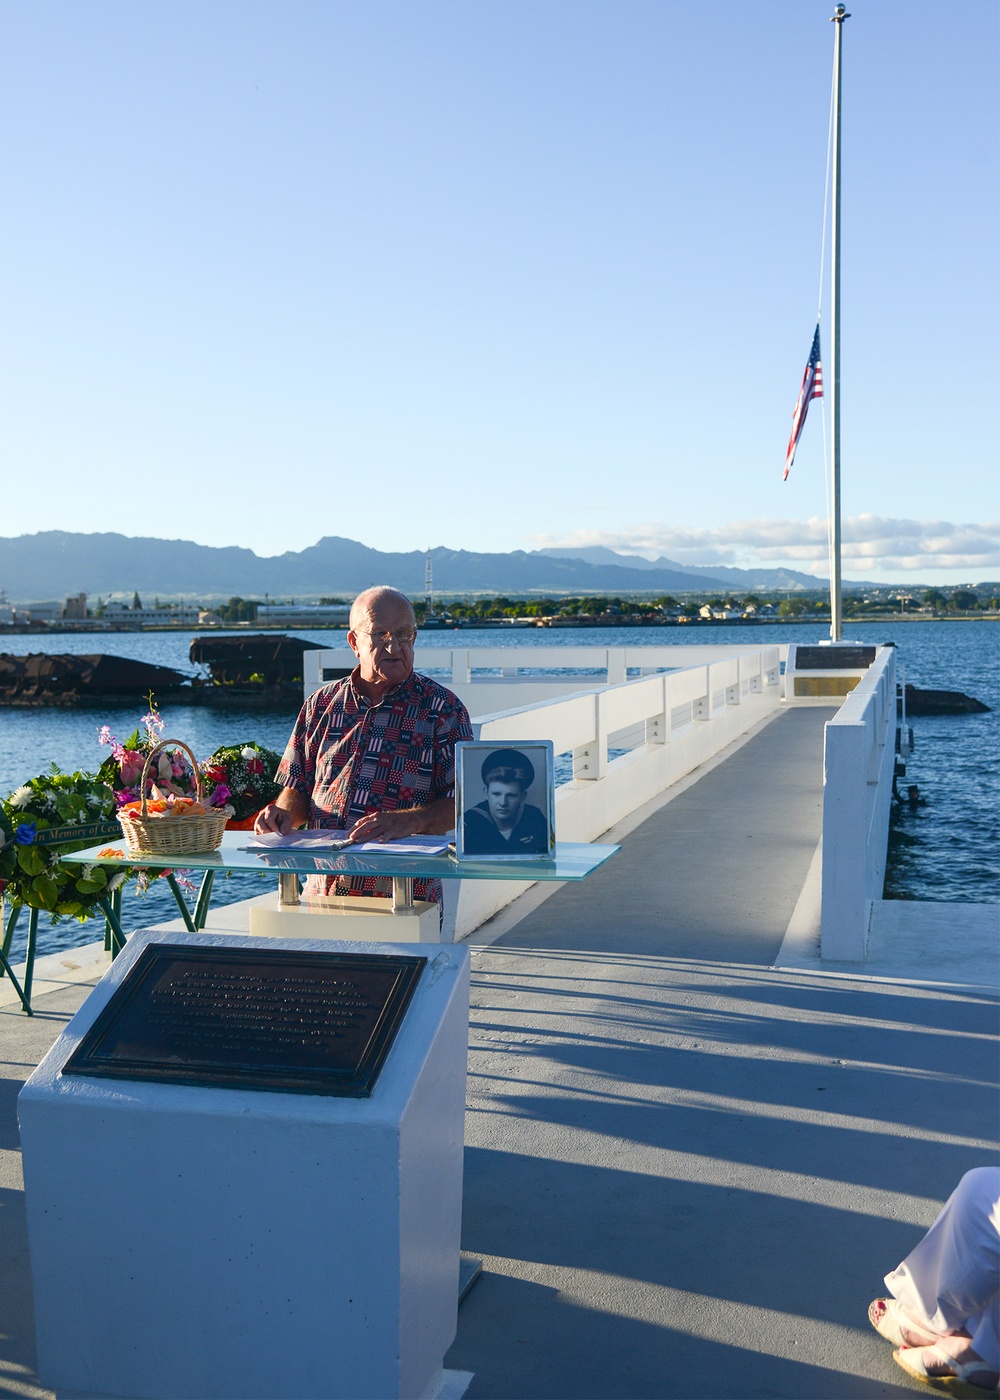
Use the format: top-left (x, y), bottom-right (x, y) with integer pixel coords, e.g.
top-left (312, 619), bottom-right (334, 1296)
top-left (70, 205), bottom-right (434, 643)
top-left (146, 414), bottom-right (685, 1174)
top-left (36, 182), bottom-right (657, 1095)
top-left (65, 831), bottom-right (619, 883)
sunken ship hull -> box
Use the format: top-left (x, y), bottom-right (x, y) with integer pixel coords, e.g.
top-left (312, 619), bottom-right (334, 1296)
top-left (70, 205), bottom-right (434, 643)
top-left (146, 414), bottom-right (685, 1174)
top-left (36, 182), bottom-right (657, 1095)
top-left (0, 637), bottom-right (348, 708)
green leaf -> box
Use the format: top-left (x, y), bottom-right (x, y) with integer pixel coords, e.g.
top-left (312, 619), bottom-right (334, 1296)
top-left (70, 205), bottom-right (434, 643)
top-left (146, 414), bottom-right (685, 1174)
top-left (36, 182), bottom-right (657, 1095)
top-left (16, 847), bottom-right (46, 876)
top-left (31, 873), bottom-right (60, 909)
top-left (75, 868), bottom-right (108, 894)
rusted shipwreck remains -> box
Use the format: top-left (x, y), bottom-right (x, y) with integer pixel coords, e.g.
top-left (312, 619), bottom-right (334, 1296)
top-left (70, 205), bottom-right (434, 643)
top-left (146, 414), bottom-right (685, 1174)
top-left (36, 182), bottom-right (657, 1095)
top-left (0, 636), bottom-right (344, 708)
top-left (0, 653), bottom-right (188, 707)
top-left (188, 634), bottom-right (337, 704)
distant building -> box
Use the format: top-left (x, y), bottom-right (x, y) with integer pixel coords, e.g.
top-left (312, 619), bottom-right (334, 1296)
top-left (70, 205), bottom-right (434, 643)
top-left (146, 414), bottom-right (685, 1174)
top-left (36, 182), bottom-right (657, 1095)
top-left (102, 600), bottom-right (201, 626)
top-left (256, 604), bottom-right (351, 627)
top-left (64, 592), bottom-right (88, 619)
top-left (16, 601), bottom-right (62, 623)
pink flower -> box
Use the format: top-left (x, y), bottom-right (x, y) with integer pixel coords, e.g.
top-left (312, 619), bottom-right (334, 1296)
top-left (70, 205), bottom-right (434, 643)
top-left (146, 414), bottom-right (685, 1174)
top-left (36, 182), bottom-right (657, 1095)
top-left (98, 725), bottom-right (127, 761)
top-left (142, 710), bottom-right (165, 739)
top-left (246, 758), bottom-right (264, 775)
top-left (206, 783), bottom-right (231, 807)
top-left (119, 751), bottom-right (146, 786)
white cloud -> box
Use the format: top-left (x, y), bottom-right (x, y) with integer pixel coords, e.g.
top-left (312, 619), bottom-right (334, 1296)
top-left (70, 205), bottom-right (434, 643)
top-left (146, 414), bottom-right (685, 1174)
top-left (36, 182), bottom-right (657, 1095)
top-left (529, 516), bottom-right (1000, 578)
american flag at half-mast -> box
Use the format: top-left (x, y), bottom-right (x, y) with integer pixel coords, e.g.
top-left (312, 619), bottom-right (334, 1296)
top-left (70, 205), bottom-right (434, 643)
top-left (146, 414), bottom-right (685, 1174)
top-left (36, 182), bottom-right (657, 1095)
top-left (783, 323), bottom-right (824, 480)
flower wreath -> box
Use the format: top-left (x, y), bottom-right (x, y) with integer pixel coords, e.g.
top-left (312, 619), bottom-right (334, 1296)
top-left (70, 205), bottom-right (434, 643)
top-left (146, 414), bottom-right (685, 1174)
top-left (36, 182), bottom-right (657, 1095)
top-left (0, 767), bottom-right (130, 920)
top-left (201, 743), bottom-right (283, 825)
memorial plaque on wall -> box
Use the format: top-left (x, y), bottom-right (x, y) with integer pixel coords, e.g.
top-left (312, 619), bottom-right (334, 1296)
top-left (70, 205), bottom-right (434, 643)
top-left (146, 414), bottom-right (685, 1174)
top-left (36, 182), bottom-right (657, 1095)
top-left (793, 645), bottom-right (876, 670)
top-left (63, 945), bottom-right (426, 1097)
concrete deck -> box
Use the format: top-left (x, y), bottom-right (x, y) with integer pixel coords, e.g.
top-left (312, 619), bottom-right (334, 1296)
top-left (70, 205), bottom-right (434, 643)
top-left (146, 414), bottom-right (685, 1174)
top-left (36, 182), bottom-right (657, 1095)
top-left (2, 706), bottom-right (997, 1399)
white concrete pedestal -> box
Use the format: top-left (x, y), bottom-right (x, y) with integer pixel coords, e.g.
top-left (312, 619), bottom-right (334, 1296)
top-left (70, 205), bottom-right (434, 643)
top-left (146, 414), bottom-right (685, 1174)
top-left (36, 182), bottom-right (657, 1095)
top-left (249, 891), bottom-right (442, 942)
top-left (19, 930), bottom-right (470, 1400)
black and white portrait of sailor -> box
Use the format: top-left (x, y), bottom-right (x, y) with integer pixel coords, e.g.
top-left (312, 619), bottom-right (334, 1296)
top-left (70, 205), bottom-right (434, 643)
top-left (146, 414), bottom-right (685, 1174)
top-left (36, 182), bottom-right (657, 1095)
top-left (461, 747), bottom-right (550, 855)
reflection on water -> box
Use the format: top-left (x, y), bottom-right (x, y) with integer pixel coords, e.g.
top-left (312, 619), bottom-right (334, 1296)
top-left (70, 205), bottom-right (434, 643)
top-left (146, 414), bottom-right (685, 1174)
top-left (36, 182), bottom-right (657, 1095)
top-left (1, 621), bottom-right (996, 958)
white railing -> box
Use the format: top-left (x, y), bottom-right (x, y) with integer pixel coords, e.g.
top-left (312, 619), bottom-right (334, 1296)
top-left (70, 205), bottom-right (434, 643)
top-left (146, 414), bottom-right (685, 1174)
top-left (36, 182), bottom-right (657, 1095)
top-left (820, 646), bottom-right (898, 960)
top-left (304, 643), bottom-right (786, 689)
top-left (445, 649), bottom-right (782, 940)
top-left (305, 644), bottom-right (786, 718)
top-left (303, 643), bottom-right (897, 954)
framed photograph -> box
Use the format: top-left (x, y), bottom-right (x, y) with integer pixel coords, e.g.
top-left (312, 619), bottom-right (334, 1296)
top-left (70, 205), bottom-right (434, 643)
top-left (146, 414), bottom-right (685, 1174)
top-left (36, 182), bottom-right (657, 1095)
top-left (455, 741), bottom-right (556, 861)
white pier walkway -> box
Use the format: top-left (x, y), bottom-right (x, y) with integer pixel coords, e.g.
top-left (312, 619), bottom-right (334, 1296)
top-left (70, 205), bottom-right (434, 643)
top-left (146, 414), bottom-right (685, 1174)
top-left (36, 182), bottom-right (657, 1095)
top-left (1, 706), bottom-right (997, 1399)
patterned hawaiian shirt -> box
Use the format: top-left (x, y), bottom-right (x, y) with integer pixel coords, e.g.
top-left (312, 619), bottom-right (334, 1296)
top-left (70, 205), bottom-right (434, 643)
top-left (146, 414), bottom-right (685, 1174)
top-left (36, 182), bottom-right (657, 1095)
top-left (275, 667), bottom-right (472, 905)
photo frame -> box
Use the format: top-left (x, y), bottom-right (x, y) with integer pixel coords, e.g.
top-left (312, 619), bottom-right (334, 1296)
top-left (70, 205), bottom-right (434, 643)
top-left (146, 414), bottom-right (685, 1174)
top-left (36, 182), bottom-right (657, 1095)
top-left (455, 740), bottom-right (556, 861)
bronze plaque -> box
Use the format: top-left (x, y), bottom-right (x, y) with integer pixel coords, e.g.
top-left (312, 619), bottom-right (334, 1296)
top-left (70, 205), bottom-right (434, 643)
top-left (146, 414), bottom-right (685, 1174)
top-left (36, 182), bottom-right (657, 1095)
top-left (793, 645), bottom-right (876, 671)
top-left (63, 944), bottom-right (426, 1097)
top-left (793, 676), bottom-right (859, 697)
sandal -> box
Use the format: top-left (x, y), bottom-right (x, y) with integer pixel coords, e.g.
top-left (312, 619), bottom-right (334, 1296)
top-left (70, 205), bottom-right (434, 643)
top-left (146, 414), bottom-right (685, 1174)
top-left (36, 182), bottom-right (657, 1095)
top-left (893, 1344), bottom-right (1000, 1397)
top-left (869, 1297), bottom-right (937, 1348)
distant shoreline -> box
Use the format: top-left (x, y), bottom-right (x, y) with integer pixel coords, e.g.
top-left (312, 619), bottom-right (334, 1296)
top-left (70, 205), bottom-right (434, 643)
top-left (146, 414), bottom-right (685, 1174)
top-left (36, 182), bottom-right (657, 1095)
top-left (1, 614), bottom-right (996, 638)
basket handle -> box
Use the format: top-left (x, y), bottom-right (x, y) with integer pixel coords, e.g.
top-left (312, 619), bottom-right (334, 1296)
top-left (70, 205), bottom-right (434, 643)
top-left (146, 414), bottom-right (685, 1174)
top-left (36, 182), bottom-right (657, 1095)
top-left (139, 739), bottom-right (203, 818)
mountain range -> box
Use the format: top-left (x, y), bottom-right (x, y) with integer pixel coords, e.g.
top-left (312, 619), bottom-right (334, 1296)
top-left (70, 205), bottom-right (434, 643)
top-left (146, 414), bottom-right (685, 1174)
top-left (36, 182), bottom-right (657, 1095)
top-left (534, 546), bottom-right (827, 591)
top-left (1, 531), bottom-right (832, 602)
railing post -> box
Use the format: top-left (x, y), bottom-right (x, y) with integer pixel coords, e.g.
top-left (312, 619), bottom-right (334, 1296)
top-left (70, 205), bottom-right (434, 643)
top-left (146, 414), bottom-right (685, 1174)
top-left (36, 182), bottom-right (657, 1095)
top-left (573, 693), bottom-right (606, 780)
top-left (606, 649), bottom-right (626, 685)
top-left (304, 650), bottom-right (323, 694)
top-left (645, 676), bottom-right (668, 745)
top-left (692, 666), bottom-right (710, 721)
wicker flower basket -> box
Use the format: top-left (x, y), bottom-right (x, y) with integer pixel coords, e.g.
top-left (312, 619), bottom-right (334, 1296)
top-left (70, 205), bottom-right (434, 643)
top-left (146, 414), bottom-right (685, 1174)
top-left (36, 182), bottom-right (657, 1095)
top-left (117, 740), bottom-right (234, 856)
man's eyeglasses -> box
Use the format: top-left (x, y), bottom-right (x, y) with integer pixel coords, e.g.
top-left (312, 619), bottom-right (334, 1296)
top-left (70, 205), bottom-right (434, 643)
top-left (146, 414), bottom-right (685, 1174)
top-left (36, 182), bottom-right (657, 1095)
top-left (359, 627), bottom-right (417, 647)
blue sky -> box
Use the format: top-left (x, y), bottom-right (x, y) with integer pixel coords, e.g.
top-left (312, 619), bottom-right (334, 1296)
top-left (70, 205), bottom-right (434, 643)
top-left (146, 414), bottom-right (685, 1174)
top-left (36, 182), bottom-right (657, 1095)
top-left (1, 0), bottom-right (996, 585)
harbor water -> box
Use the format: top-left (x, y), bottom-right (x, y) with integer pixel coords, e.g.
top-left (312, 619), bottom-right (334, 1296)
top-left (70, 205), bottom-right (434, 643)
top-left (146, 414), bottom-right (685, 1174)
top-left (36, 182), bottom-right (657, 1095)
top-left (1, 620), bottom-right (996, 959)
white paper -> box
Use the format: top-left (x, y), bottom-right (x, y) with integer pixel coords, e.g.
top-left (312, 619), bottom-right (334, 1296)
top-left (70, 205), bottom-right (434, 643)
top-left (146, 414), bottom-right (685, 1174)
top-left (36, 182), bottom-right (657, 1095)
top-left (241, 830), bottom-right (353, 851)
top-left (240, 830), bottom-right (451, 856)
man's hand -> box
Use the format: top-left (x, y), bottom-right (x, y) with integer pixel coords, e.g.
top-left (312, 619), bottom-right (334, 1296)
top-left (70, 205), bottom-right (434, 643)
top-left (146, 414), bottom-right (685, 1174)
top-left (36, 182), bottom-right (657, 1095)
top-left (347, 808), bottom-right (420, 844)
top-left (348, 796), bottom-right (456, 844)
top-left (254, 790), bottom-right (309, 835)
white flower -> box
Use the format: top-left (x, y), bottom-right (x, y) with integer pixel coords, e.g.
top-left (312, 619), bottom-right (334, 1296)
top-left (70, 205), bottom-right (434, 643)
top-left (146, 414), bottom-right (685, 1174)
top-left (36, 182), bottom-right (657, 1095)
top-left (240, 747), bottom-right (256, 760)
top-left (9, 785), bottom-right (33, 809)
top-left (107, 872), bottom-right (128, 893)
top-left (80, 863), bottom-right (96, 882)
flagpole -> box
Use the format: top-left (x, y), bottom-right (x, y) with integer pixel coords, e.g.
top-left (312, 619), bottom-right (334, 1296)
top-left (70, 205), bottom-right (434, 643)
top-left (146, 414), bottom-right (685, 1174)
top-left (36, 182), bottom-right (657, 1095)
top-left (829, 4), bottom-right (849, 642)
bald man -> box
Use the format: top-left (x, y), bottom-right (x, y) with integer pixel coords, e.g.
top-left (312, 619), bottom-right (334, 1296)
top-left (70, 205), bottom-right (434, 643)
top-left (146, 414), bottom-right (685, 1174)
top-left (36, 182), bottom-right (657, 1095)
top-left (256, 586), bottom-right (472, 909)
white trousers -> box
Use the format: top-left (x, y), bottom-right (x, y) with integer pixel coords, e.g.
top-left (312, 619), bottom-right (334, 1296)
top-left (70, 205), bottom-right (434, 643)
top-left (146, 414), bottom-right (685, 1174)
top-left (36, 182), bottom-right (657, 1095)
top-left (885, 1167), bottom-right (1000, 1371)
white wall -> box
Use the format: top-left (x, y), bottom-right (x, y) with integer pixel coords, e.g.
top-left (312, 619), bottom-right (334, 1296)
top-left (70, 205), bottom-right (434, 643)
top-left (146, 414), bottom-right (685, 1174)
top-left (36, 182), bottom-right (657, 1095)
top-left (820, 646), bottom-right (898, 960)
